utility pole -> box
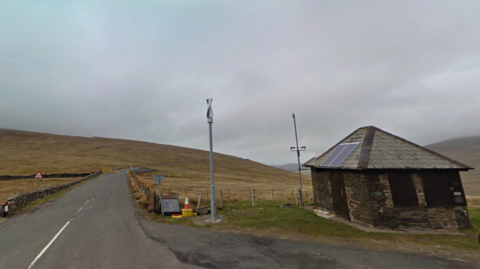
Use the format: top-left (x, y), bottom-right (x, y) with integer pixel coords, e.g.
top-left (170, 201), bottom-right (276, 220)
top-left (206, 98), bottom-right (217, 221)
top-left (291, 112), bottom-right (306, 207)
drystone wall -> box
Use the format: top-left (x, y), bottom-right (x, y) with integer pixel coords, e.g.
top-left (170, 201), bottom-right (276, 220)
top-left (2, 171), bottom-right (101, 214)
top-left (0, 173), bottom-right (92, 181)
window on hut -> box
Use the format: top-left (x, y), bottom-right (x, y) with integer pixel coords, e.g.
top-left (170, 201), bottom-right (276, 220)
top-left (422, 171), bottom-right (466, 206)
top-left (387, 173), bottom-right (419, 207)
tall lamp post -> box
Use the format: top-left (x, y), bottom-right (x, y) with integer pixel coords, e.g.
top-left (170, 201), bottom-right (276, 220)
top-left (206, 98), bottom-right (217, 221)
top-left (291, 112), bottom-right (306, 207)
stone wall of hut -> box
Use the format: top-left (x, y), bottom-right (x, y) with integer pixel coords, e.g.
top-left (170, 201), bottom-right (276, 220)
top-left (311, 168), bottom-right (472, 231)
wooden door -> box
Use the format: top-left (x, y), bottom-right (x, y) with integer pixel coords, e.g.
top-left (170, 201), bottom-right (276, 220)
top-left (329, 171), bottom-right (350, 220)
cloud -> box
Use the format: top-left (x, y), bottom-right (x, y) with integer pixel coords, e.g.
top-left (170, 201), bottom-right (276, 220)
top-left (1, 1), bottom-right (480, 165)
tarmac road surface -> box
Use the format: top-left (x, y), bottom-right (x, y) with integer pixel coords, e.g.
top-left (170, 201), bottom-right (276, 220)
top-left (0, 171), bottom-right (201, 269)
top-left (0, 170), bottom-right (474, 269)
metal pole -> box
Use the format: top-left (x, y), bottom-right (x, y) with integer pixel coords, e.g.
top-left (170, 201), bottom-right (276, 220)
top-left (158, 185), bottom-right (164, 217)
top-left (209, 121), bottom-right (216, 220)
top-left (292, 114), bottom-right (305, 207)
top-left (207, 98), bottom-right (216, 221)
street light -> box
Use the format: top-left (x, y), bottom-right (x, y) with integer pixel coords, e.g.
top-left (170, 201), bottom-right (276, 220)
top-left (291, 112), bottom-right (306, 207)
top-left (206, 98), bottom-right (217, 221)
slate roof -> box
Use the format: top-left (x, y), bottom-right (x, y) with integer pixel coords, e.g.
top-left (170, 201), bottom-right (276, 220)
top-left (304, 126), bottom-right (473, 170)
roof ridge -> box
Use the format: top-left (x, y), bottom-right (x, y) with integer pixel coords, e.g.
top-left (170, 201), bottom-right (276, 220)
top-left (358, 126), bottom-right (375, 168)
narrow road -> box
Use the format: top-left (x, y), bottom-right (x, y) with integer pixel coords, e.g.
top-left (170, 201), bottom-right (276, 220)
top-left (0, 171), bottom-right (474, 269)
top-left (0, 171), bottom-right (200, 269)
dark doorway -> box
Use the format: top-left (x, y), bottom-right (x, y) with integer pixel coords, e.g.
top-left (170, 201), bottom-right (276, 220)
top-left (329, 171), bottom-right (350, 220)
top-left (421, 171), bottom-right (456, 206)
top-left (387, 172), bottom-right (419, 207)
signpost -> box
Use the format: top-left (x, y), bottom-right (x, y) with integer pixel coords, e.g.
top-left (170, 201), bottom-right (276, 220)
top-left (35, 171), bottom-right (43, 199)
top-left (153, 174), bottom-right (165, 216)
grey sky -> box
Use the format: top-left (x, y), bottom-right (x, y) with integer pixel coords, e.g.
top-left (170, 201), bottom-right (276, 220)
top-left (1, 1), bottom-right (480, 165)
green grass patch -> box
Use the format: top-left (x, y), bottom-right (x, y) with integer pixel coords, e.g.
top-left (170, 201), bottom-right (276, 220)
top-left (149, 212), bottom-right (195, 226)
top-left (468, 207), bottom-right (480, 232)
top-left (145, 200), bottom-right (480, 252)
top-left (204, 200), bottom-right (480, 251)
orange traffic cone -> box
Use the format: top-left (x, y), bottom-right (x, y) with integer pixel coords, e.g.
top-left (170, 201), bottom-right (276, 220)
top-left (184, 192), bottom-right (190, 210)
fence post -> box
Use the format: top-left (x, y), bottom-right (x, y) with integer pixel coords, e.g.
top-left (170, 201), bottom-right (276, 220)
top-left (228, 189), bottom-right (230, 201)
top-left (291, 189), bottom-right (294, 201)
top-left (197, 193), bottom-right (202, 209)
top-left (252, 189), bottom-right (255, 208)
top-left (298, 189), bottom-right (303, 206)
top-left (271, 189), bottom-right (274, 200)
top-left (295, 189), bottom-right (299, 206)
top-left (220, 190), bottom-right (223, 209)
top-left (153, 191), bottom-right (157, 214)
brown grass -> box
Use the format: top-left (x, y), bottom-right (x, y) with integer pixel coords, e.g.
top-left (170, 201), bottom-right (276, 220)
top-left (0, 129), bottom-right (301, 178)
top-left (1, 129), bottom-right (309, 203)
top-left (134, 159), bottom-right (312, 208)
top-left (467, 196), bottom-right (480, 208)
top-left (0, 178), bottom-right (81, 202)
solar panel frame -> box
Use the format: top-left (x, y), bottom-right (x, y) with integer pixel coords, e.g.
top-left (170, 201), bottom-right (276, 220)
top-left (321, 144), bottom-right (347, 167)
top-left (321, 142), bottom-right (359, 167)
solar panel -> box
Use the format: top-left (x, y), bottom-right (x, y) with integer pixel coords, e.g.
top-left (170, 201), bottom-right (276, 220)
top-left (321, 144), bottom-right (347, 166)
top-left (321, 142), bottom-right (359, 167)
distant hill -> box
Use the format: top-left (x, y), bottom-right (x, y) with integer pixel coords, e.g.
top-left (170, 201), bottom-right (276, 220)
top-left (425, 136), bottom-right (480, 197)
top-left (271, 163), bottom-right (311, 177)
top-left (271, 163), bottom-right (310, 172)
top-left (0, 129), bottom-right (310, 189)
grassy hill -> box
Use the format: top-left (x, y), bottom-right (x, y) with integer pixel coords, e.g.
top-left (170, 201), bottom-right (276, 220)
top-left (0, 129), bottom-right (310, 197)
top-left (425, 136), bottom-right (480, 196)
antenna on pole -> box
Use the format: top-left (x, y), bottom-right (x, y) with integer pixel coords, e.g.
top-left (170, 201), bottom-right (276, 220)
top-left (291, 112), bottom-right (306, 207)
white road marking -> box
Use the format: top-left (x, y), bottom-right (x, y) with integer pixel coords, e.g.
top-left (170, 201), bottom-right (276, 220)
top-left (109, 209), bottom-right (117, 219)
top-left (76, 200), bottom-right (90, 214)
top-left (27, 220), bottom-right (71, 269)
top-left (28, 199), bottom-right (92, 268)
top-left (92, 198), bottom-right (95, 201)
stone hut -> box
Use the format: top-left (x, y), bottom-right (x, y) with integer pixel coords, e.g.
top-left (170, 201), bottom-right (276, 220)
top-left (304, 126), bottom-right (473, 231)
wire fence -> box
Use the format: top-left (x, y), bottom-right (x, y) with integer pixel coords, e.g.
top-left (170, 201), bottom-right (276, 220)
top-left (128, 172), bottom-right (313, 215)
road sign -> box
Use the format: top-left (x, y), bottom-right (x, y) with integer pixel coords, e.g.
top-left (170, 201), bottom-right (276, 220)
top-left (152, 175), bottom-right (164, 185)
top-left (35, 171), bottom-right (43, 179)
top-left (161, 196), bottom-right (181, 214)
